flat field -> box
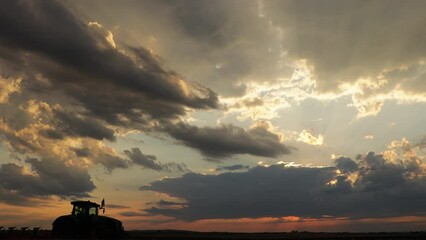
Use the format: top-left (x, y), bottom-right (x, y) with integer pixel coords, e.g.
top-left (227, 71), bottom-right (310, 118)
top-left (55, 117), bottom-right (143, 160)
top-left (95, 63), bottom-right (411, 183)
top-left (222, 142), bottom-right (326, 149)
top-left (2, 230), bottom-right (426, 240)
top-left (128, 230), bottom-right (426, 240)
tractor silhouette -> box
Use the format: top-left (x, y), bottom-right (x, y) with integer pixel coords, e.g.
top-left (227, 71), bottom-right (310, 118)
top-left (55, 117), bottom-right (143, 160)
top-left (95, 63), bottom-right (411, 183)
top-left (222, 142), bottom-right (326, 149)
top-left (51, 200), bottom-right (124, 239)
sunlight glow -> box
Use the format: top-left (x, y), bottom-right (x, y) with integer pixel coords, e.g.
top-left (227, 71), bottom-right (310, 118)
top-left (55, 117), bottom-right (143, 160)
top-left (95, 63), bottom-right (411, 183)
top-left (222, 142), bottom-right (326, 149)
top-left (0, 76), bottom-right (22, 103)
top-left (297, 130), bottom-right (324, 146)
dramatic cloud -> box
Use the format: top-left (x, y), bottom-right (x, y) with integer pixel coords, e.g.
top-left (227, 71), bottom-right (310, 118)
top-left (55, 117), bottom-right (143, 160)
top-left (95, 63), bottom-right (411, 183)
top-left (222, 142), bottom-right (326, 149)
top-left (89, 0), bottom-right (426, 120)
top-left (98, 0), bottom-right (285, 97)
top-left (0, 0), bottom-right (218, 128)
top-left (44, 109), bottom-right (116, 141)
top-left (124, 148), bottom-right (188, 172)
top-left (90, 150), bottom-right (129, 172)
top-left (141, 144), bottom-right (426, 221)
top-left (141, 165), bottom-right (337, 220)
top-left (211, 0), bottom-right (426, 119)
top-left (164, 122), bottom-right (291, 160)
top-left (124, 148), bottom-right (159, 170)
top-left (263, 0), bottom-right (426, 93)
top-left (0, 157), bottom-right (95, 205)
top-left (0, 101), bottom-right (129, 172)
top-left (220, 64), bottom-right (315, 122)
top-left (0, 0), bottom-right (222, 186)
top-left (0, 1), bottom-right (425, 231)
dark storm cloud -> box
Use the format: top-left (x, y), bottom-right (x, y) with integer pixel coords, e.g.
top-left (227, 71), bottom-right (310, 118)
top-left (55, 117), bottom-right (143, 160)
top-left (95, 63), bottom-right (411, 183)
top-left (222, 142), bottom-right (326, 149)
top-left (0, 0), bottom-right (218, 126)
top-left (165, 0), bottom-right (237, 47)
top-left (42, 110), bottom-right (116, 141)
top-left (0, 158), bottom-right (95, 205)
top-left (141, 152), bottom-right (426, 221)
top-left (164, 123), bottom-right (291, 159)
top-left (75, 146), bottom-right (130, 172)
top-left (26, 158), bottom-right (96, 196)
top-left (124, 148), bottom-right (160, 170)
top-left (166, 0), bottom-right (286, 96)
top-left (215, 164), bottom-right (250, 171)
top-left (88, 0), bottom-right (284, 97)
top-left (124, 148), bottom-right (188, 172)
top-left (95, 152), bottom-right (129, 172)
top-left (263, 0), bottom-right (426, 92)
top-left (357, 152), bottom-right (409, 192)
top-left (142, 165), bottom-right (337, 220)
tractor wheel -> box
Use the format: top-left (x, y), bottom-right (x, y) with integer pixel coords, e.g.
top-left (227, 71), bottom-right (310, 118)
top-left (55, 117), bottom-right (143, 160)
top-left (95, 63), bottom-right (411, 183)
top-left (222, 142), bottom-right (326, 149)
top-left (51, 222), bottom-right (75, 239)
top-left (94, 222), bottom-right (122, 240)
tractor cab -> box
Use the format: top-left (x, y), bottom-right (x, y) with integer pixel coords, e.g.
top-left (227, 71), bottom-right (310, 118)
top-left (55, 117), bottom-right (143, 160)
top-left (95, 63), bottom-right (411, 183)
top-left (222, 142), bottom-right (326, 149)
top-left (71, 201), bottom-right (99, 217)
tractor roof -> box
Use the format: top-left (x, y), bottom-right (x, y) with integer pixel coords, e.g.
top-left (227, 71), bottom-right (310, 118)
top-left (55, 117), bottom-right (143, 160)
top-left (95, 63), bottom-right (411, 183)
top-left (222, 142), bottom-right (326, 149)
top-left (71, 200), bottom-right (100, 208)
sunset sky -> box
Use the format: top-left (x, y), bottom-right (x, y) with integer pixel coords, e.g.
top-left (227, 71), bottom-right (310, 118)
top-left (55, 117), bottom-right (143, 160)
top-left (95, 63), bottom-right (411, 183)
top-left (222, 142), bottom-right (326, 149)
top-left (1, 0), bottom-right (426, 232)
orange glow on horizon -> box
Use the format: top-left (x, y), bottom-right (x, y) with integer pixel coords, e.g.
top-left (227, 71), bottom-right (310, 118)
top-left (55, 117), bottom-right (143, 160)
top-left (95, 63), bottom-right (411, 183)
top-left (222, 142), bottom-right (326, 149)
top-left (2, 198), bottom-right (426, 233)
top-left (121, 215), bottom-right (426, 232)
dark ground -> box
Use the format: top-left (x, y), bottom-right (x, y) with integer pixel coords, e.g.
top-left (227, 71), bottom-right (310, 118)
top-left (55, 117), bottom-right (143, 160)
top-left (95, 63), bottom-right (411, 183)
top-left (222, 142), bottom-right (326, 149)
top-left (2, 229), bottom-right (426, 240)
top-left (125, 230), bottom-right (426, 240)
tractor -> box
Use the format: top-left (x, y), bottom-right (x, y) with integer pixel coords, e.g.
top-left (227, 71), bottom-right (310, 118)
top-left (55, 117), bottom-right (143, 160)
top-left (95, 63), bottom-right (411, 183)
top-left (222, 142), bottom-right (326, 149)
top-left (51, 200), bottom-right (124, 239)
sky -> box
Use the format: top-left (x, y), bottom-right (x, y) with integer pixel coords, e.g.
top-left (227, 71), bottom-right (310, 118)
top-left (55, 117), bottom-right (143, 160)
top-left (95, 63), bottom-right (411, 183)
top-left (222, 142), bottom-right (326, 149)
top-left (1, 0), bottom-right (426, 232)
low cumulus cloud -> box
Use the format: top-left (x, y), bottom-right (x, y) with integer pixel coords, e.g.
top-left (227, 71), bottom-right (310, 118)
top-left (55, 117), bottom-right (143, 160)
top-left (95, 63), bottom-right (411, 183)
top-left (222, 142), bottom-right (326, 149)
top-left (141, 165), bottom-right (337, 220)
top-left (164, 122), bottom-right (291, 160)
top-left (141, 140), bottom-right (426, 221)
